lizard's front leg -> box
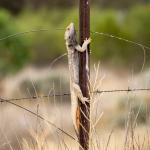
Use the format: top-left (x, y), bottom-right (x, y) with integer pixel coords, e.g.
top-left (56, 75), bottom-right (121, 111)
top-left (73, 83), bottom-right (89, 104)
top-left (75, 38), bottom-right (91, 52)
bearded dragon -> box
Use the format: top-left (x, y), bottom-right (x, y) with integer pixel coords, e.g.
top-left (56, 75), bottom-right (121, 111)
top-left (64, 23), bottom-right (91, 135)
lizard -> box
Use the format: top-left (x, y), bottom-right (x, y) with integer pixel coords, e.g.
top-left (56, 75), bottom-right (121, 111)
top-left (64, 22), bottom-right (91, 135)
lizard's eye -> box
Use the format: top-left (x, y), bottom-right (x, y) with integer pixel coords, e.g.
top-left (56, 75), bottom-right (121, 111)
top-left (67, 28), bottom-right (70, 31)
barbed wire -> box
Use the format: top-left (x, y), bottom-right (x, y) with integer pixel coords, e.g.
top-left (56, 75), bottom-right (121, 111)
top-left (0, 96), bottom-right (76, 141)
top-left (0, 87), bottom-right (150, 141)
top-left (0, 92), bottom-right (70, 103)
top-left (0, 28), bottom-right (150, 51)
top-left (0, 88), bottom-right (150, 103)
top-left (94, 88), bottom-right (150, 94)
top-left (90, 31), bottom-right (150, 51)
top-left (0, 28), bottom-right (65, 41)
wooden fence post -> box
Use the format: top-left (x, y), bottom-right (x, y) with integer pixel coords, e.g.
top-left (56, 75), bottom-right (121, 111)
top-left (78, 0), bottom-right (90, 149)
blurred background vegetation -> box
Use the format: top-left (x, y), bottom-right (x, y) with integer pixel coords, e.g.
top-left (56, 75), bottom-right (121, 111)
top-left (1, 2), bottom-right (150, 148)
top-left (0, 0), bottom-right (150, 77)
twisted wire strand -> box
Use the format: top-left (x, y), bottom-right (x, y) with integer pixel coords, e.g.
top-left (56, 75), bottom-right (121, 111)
top-left (0, 88), bottom-right (150, 103)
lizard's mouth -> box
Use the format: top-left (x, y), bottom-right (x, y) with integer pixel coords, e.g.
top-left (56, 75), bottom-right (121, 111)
top-left (64, 23), bottom-right (75, 40)
top-left (68, 22), bottom-right (74, 28)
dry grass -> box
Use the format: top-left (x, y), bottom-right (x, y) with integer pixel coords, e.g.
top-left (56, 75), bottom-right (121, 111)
top-left (0, 65), bottom-right (150, 149)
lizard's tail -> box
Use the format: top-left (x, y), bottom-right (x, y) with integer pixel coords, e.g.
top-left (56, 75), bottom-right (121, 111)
top-left (76, 105), bottom-right (80, 132)
top-left (73, 105), bottom-right (80, 139)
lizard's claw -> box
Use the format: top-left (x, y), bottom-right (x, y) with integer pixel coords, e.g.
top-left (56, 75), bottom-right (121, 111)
top-left (81, 97), bottom-right (90, 104)
top-left (84, 38), bottom-right (91, 45)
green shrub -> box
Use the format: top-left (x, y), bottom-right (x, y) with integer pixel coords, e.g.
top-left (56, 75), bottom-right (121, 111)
top-left (91, 5), bottom-right (150, 68)
top-left (15, 5), bottom-right (150, 68)
top-left (91, 6), bottom-right (150, 67)
top-left (0, 10), bottom-right (30, 77)
top-left (16, 9), bottom-right (79, 65)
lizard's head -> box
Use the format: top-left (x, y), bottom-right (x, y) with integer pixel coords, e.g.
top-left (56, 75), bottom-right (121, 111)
top-left (64, 22), bottom-right (76, 43)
